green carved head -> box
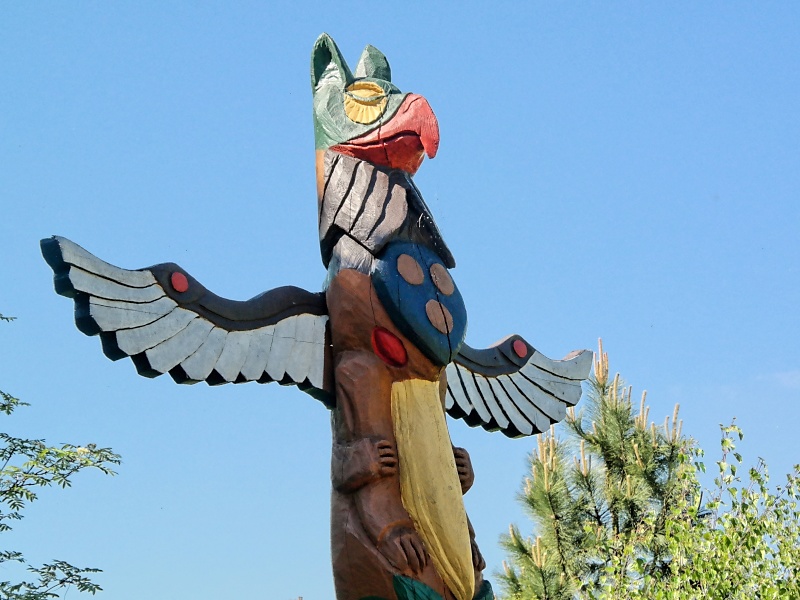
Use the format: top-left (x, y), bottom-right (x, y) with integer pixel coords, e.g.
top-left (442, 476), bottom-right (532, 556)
top-left (311, 33), bottom-right (408, 150)
top-left (311, 34), bottom-right (439, 175)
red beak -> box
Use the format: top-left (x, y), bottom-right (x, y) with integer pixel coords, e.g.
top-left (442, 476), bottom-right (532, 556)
top-left (331, 93), bottom-right (440, 175)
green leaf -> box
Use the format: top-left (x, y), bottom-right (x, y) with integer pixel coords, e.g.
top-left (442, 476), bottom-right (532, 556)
top-left (474, 580), bottom-right (495, 600)
top-left (393, 575), bottom-right (444, 600)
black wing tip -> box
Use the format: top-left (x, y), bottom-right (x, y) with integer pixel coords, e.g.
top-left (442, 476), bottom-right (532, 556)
top-left (73, 294), bottom-right (100, 336)
top-left (504, 427), bottom-right (532, 439)
top-left (99, 332), bottom-right (127, 360)
top-left (446, 408), bottom-right (548, 439)
top-left (40, 236), bottom-right (65, 271)
top-left (41, 237), bottom-right (76, 298)
top-left (444, 402), bottom-right (484, 428)
top-left (53, 272), bottom-right (77, 298)
top-left (205, 370), bottom-right (227, 386)
top-left (42, 237), bottom-right (104, 339)
top-left (130, 352), bottom-right (164, 378)
top-left (169, 365), bottom-right (202, 385)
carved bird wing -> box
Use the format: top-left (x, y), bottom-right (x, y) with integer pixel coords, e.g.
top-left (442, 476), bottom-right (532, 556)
top-left (444, 336), bottom-right (592, 438)
top-left (41, 236), bottom-right (333, 405)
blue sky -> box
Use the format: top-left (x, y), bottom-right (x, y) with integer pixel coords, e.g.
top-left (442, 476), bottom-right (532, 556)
top-left (1, 3), bottom-right (798, 598)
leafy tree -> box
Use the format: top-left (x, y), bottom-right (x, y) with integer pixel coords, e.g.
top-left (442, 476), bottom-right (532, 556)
top-left (499, 341), bottom-right (800, 599)
top-left (594, 423), bottom-right (800, 599)
top-left (0, 313), bottom-right (121, 599)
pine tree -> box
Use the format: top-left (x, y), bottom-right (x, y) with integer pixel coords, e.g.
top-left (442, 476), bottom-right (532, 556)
top-left (499, 341), bottom-right (690, 599)
top-left (499, 341), bottom-right (800, 599)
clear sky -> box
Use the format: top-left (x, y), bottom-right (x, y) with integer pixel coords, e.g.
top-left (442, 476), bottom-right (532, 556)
top-left (1, 3), bottom-right (798, 599)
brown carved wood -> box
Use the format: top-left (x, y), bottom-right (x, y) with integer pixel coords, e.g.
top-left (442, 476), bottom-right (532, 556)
top-left (327, 269), bottom-right (484, 600)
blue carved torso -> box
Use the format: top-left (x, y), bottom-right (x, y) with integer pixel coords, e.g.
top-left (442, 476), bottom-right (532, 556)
top-left (372, 241), bottom-right (467, 366)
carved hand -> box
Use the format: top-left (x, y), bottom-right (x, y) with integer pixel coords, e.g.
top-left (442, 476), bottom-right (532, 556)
top-left (331, 438), bottom-right (398, 493)
top-left (453, 446), bottom-right (474, 494)
top-left (372, 439), bottom-right (398, 478)
top-left (378, 524), bottom-right (429, 574)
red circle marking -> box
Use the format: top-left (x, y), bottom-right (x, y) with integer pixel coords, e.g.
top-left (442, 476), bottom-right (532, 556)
top-left (371, 327), bottom-right (408, 368)
top-left (171, 272), bottom-right (189, 293)
top-left (512, 339), bottom-right (528, 358)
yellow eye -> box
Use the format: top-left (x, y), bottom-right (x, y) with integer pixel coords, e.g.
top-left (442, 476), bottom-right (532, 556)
top-left (343, 81), bottom-right (388, 124)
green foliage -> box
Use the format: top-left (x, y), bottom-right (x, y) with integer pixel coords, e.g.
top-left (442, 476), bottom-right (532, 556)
top-left (499, 343), bottom-right (800, 599)
top-left (589, 423), bottom-right (800, 599)
top-left (1, 317), bottom-right (121, 598)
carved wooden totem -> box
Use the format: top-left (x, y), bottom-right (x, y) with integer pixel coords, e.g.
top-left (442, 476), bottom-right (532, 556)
top-left (42, 34), bottom-right (592, 600)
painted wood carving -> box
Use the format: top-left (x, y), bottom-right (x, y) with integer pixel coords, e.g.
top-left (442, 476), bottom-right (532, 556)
top-left (41, 34), bottom-right (593, 600)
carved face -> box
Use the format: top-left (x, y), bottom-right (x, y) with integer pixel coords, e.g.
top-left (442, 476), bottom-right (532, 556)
top-left (311, 34), bottom-right (439, 175)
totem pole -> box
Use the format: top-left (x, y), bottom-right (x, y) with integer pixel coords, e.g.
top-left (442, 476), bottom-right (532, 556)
top-left (42, 34), bottom-right (592, 600)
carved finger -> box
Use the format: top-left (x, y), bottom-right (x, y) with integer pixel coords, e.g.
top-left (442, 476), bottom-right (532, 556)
top-left (384, 544), bottom-right (407, 571)
top-left (379, 461), bottom-right (398, 476)
top-left (381, 456), bottom-right (397, 468)
top-left (400, 534), bottom-right (427, 573)
top-left (378, 446), bottom-right (397, 458)
top-left (412, 535), bottom-right (429, 569)
top-left (399, 536), bottom-right (422, 573)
